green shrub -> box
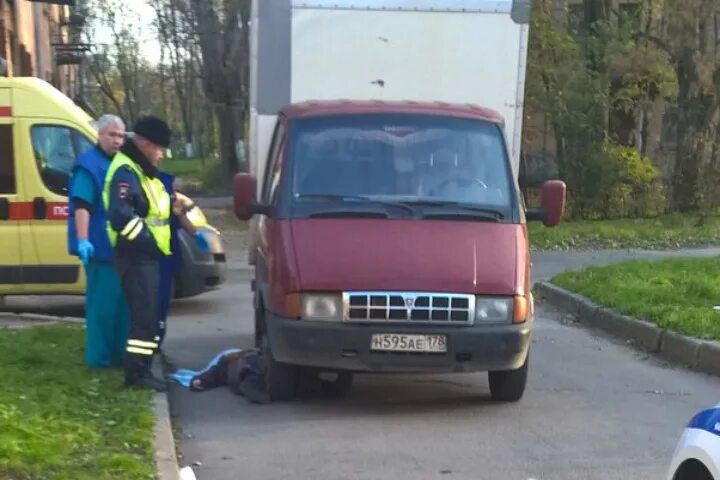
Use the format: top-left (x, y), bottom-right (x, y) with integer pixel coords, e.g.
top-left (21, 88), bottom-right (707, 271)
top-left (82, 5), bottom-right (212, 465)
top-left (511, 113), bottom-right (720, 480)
top-left (200, 158), bottom-right (231, 194)
top-left (562, 143), bottom-right (666, 219)
top-left (602, 143), bottom-right (666, 218)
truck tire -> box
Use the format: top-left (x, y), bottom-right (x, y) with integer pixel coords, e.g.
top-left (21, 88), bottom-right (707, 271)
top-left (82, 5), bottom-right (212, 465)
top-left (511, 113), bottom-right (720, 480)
top-left (488, 354), bottom-right (529, 402)
top-left (331, 372), bottom-right (353, 397)
top-left (263, 342), bottom-right (297, 401)
top-left (258, 307), bottom-right (296, 401)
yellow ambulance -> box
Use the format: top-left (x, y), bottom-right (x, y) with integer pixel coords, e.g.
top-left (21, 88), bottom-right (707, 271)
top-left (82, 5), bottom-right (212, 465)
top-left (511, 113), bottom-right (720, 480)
top-left (0, 77), bottom-right (226, 298)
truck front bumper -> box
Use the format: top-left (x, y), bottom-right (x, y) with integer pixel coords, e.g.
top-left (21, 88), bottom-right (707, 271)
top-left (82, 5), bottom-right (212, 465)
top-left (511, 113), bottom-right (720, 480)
top-left (264, 312), bottom-right (532, 374)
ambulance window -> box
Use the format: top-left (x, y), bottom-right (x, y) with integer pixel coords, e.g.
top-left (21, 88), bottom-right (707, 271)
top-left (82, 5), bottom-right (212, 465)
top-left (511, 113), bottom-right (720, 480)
top-left (72, 131), bottom-right (95, 157)
top-left (30, 125), bottom-right (78, 196)
top-left (0, 125), bottom-right (15, 194)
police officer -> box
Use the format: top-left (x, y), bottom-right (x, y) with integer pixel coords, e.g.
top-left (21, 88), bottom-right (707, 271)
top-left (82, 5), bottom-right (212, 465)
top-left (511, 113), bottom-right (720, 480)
top-left (103, 116), bottom-right (173, 392)
top-left (68, 114), bottom-right (130, 369)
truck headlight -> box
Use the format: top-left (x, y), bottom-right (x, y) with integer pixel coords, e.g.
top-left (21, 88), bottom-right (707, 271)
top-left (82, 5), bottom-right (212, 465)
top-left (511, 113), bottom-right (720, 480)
top-left (475, 297), bottom-right (513, 323)
top-left (302, 294), bottom-right (342, 321)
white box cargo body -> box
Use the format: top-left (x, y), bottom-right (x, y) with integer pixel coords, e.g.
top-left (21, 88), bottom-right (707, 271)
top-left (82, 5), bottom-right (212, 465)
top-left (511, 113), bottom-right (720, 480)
top-left (249, 0), bottom-right (531, 192)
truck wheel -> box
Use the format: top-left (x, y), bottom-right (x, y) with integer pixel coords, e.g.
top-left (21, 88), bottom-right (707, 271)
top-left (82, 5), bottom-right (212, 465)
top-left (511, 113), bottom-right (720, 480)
top-left (263, 343), bottom-right (297, 401)
top-left (258, 312), bottom-right (296, 401)
top-left (331, 372), bottom-right (353, 397)
top-left (488, 354), bottom-right (529, 402)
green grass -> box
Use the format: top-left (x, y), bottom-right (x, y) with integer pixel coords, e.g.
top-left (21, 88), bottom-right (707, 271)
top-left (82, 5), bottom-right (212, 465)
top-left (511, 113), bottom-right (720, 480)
top-left (161, 157), bottom-right (231, 194)
top-left (161, 157), bottom-right (206, 180)
top-left (0, 325), bottom-right (155, 480)
top-left (528, 214), bottom-right (720, 251)
top-left (552, 257), bottom-right (720, 341)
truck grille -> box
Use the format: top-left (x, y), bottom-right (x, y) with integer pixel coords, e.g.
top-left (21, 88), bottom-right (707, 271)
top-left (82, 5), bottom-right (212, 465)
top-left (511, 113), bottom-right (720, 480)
top-left (343, 292), bottom-right (475, 325)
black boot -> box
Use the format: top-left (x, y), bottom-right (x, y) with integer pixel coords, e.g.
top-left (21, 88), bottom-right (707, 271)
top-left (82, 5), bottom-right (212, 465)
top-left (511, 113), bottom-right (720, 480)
top-left (124, 355), bottom-right (167, 392)
top-left (125, 373), bottom-right (168, 393)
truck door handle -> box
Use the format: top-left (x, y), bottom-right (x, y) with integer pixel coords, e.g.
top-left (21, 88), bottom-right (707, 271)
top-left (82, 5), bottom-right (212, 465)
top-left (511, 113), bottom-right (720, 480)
top-left (0, 198), bottom-right (8, 220)
top-left (33, 197), bottom-right (47, 219)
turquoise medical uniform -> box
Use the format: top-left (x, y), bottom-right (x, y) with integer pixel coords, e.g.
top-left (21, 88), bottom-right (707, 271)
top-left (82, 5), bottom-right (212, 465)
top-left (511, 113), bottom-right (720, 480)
top-left (69, 148), bottom-right (131, 368)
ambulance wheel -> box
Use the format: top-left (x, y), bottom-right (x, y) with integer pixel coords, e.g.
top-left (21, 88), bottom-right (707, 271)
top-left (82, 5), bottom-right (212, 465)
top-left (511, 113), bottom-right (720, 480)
top-left (258, 313), bottom-right (296, 401)
top-left (488, 353), bottom-right (528, 402)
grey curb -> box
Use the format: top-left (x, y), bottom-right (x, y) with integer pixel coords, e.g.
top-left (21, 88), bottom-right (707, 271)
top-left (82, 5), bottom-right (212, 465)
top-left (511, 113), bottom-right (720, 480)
top-left (660, 331), bottom-right (702, 368)
top-left (152, 357), bottom-right (181, 480)
top-left (697, 341), bottom-right (720, 376)
top-left (0, 314), bottom-right (182, 478)
top-left (154, 392), bottom-right (181, 480)
top-left (0, 311), bottom-right (84, 325)
top-left (535, 282), bottom-right (719, 378)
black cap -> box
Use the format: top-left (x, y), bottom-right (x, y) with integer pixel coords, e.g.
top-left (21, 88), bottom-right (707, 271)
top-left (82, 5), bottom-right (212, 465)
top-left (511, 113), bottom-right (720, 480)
top-left (133, 116), bottom-right (172, 148)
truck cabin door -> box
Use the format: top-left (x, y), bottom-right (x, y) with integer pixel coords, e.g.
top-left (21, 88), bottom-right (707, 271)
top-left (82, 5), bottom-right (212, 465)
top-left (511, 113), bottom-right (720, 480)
top-left (18, 119), bottom-right (95, 293)
top-left (255, 119), bottom-right (286, 290)
top-left (0, 102), bottom-right (25, 295)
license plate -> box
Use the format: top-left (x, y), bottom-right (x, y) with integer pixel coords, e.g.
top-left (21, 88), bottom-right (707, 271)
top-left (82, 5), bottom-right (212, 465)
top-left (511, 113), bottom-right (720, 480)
top-left (371, 334), bottom-right (447, 353)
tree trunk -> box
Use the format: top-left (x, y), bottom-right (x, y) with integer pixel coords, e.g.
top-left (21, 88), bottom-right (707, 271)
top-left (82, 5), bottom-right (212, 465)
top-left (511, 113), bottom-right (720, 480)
top-left (159, 44), bottom-right (169, 119)
top-left (204, 103), bottom-right (215, 164)
top-left (190, 0), bottom-right (250, 176)
top-left (670, 53), bottom-right (717, 211)
top-left (634, 109), bottom-right (645, 153)
top-left (215, 104), bottom-right (246, 177)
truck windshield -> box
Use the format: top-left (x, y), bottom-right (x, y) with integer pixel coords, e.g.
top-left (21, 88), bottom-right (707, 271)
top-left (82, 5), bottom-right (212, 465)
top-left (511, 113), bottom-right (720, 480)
top-left (290, 114), bottom-right (515, 217)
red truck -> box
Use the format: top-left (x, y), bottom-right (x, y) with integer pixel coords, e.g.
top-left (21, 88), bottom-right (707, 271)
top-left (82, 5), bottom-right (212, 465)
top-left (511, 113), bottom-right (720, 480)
top-left (233, 100), bottom-right (566, 401)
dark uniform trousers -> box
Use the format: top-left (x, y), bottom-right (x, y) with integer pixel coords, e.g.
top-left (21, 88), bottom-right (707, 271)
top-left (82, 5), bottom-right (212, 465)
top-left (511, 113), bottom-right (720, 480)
top-left (114, 255), bottom-right (161, 378)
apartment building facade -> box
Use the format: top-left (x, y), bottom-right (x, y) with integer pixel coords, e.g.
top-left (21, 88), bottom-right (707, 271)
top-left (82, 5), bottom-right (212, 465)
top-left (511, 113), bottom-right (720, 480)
top-left (0, 0), bottom-right (82, 96)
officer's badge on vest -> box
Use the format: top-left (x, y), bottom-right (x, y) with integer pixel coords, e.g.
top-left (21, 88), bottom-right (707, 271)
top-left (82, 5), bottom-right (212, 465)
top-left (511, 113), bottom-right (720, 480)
top-left (118, 182), bottom-right (130, 199)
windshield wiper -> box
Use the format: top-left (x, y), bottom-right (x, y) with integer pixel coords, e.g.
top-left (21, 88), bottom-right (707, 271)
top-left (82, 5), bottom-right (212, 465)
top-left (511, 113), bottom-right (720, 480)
top-left (308, 210), bottom-right (388, 219)
top-left (297, 194), bottom-right (418, 216)
top-left (401, 200), bottom-right (505, 221)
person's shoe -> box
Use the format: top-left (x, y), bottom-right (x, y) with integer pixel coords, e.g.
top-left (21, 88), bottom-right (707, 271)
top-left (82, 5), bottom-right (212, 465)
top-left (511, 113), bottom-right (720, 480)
top-left (236, 379), bottom-right (271, 404)
top-left (125, 373), bottom-right (168, 393)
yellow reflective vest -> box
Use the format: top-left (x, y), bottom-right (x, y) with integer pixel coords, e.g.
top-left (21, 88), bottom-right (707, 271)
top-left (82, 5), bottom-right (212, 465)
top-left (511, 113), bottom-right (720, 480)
top-left (102, 152), bottom-right (171, 256)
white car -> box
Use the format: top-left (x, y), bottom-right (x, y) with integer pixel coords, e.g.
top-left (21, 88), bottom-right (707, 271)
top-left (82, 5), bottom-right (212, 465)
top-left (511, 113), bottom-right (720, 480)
top-left (667, 403), bottom-right (720, 480)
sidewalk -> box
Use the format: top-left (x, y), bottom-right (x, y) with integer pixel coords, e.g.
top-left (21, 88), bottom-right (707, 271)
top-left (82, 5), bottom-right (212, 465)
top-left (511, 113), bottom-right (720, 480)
top-left (192, 196), bottom-right (232, 210)
top-left (0, 311), bottom-right (80, 329)
top-left (536, 282), bottom-right (720, 378)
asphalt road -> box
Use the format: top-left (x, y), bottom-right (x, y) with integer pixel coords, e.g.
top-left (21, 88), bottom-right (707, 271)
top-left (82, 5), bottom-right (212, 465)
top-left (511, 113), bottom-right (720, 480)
top-left (2, 205), bottom-right (718, 479)
top-left (160, 223), bottom-right (720, 480)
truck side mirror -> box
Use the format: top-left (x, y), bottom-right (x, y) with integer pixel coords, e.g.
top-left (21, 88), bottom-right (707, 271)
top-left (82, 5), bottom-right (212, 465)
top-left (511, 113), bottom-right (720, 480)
top-left (511, 0), bottom-right (531, 24)
top-left (526, 180), bottom-right (567, 227)
top-left (233, 173), bottom-right (259, 220)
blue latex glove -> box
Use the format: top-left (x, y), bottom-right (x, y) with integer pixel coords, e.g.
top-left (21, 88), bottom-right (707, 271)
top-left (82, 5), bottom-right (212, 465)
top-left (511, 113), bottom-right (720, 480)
top-left (194, 231), bottom-right (210, 253)
top-left (77, 239), bottom-right (94, 265)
